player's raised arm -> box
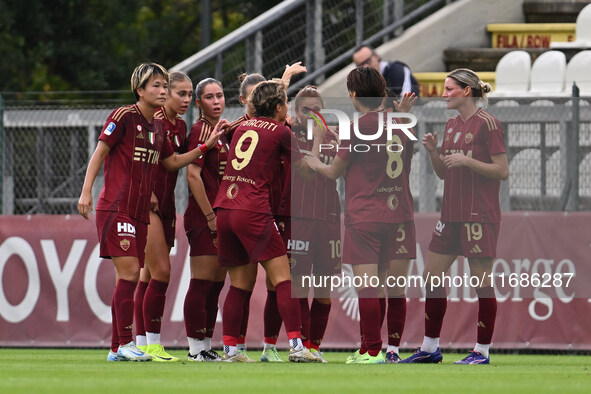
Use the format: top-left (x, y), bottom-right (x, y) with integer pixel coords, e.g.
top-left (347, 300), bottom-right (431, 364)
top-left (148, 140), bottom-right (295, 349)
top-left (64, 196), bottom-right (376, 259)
top-left (161, 119), bottom-right (227, 171)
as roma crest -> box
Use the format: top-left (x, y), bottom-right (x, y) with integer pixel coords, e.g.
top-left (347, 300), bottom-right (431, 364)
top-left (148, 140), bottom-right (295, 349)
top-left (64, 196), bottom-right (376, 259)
top-left (120, 239), bottom-right (130, 251)
top-left (465, 132), bottom-right (473, 144)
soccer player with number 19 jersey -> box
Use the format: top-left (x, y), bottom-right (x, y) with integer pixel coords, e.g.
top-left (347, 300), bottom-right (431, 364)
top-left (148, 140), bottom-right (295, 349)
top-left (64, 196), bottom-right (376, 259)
top-left (400, 68), bottom-right (509, 365)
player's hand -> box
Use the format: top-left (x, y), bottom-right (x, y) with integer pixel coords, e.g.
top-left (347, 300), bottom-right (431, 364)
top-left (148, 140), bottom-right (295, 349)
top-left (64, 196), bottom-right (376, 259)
top-left (78, 191), bottom-right (93, 220)
top-left (443, 153), bottom-right (467, 168)
top-left (309, 115), bottom-right (326, 141)
top-left (393, 92), bottom-right (418, 113)
top-left (207, 215), bottom-right (217, 232)
top-left (422, 132), bottom-right (438, 153)
top-left (283, 61), bottom-right (307, 79)
top-left (205, 119), bottom-right (229, 148)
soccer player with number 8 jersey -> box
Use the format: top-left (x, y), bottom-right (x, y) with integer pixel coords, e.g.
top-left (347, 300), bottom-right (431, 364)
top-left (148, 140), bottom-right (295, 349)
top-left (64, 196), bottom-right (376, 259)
top-left (399, 68), bottom-right (509, 365)
top-left (307, 67), bottom-right (418, 364)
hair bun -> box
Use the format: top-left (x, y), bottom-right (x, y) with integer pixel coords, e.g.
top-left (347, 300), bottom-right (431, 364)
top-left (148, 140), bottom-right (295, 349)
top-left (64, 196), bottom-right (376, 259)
top-left (480, 81), bottom-right (492, 94)
top-left (239, 73), bottom-right (248, 83)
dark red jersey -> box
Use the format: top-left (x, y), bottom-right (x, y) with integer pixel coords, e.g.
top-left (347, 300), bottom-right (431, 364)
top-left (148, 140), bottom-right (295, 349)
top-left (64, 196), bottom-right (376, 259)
top-left (152, 107), bottom-right (187, 218)
top-left (336, 111), bottom-right (414, 226)
top-left (96, 104), bottom-right (174, 223)
top-left (214, 117), bottom-right (303, 214)
top-left (289, 124), bottom-right (341, 222)
top-left (440, 108), bottom-right (506, 223)
top-left (184, 118), bottom-right (229, 231)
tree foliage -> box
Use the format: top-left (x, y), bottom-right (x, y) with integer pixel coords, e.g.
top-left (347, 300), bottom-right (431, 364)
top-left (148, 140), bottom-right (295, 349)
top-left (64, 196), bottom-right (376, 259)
top-left (0, 0), bottom-right (281, 94)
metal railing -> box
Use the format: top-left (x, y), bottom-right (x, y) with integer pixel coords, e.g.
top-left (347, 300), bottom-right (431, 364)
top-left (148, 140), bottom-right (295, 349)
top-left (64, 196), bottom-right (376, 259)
top-left (172, 0), bottom-right (456, 104)
top-left (2, 90), bottom-right (589, 214)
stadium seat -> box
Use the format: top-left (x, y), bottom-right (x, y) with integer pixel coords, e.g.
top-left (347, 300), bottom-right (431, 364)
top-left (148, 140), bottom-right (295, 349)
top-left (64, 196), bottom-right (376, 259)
top-left (492, 99), bottom-right (520, 107)
top-left (564, 50), bottom-right (591, 95)
top-left (509, 148), bottom-right (541, 196)
top-left (530, 99), bottom-right (555, 106)
top-left (551, 3), bottom-right (591, 49)
top-left (529, 51), bottom-right (566, 94)
top-left (489, 51), bottom-right (531, 97)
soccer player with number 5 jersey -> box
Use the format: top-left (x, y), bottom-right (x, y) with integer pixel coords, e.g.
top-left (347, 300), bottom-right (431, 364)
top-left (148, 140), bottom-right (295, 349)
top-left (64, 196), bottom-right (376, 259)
top-left (307, 67), bottom-right (418, 364)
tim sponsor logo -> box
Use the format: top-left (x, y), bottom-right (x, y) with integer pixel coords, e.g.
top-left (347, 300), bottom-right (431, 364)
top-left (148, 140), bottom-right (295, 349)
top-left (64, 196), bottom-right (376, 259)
top-left (133, 147), bottom-right (160, 164)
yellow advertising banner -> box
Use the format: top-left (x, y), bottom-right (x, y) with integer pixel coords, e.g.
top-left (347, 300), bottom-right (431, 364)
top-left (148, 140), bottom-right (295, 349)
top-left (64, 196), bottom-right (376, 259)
top-left (415, 72), bottom-right (496, 97)
top-left (488, 23), bottom-right (576, 48)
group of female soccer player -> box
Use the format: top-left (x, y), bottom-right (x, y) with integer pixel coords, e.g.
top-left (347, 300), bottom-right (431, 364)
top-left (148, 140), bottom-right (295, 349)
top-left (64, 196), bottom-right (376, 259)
top-left (78, 60), bottom-right (508, 365)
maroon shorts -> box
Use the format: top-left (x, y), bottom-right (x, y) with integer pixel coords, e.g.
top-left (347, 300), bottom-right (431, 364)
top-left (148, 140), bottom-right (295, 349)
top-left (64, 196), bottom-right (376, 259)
top-left (288, 217), bottom-right (341, 276)
top-left (275, 215), bottom-right (290, 247)
top-left (428, 221), bottom-right (499, 258)
top-left (187, 225), bottom-right (218, 256)
top-left (155, 211), bottom-right (176, 248)
top-left (342, 221), bottom-right (416, 267)
top-left (216, 208), bottom-right (287, 267)
top-left (96, 210), bottom-right (148, 267)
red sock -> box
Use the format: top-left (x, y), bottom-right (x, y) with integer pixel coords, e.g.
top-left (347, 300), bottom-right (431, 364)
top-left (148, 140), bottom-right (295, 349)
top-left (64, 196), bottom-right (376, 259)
top-left (134, 280), bottom-right (148, 337)
top-left (379, 297), bottom-right (386, 329)
top-left (387, 297), bottom-right (406, 346)
top-left (264, 290), bottom-right (282, 343)
top-left (299, 298), bottom-right (310, 342)
top-left (309, 299), bottom-right (331, 350)
top-left (238, 288), bottom-right (251, 345)
top-left (144, 279), bottom-right (168, 334)
top-left (357, 288), bottom-right (382, 356)
top-left (206, 280), bottom-right (225, 338)
top-left (275, 280), bottom-right (301, 339)
top-left (222, 286), bottom-right (251, 344)
top-left (110, 292), bottom-right (119, 352)
top-left (476, 287), bottom-right (497, 344)
top-left (113, 279), bottom-right (137, 345)
top-left (425, 286), bottom-right (447, 338)
top-left (183, 278), bottom-right (212, 339)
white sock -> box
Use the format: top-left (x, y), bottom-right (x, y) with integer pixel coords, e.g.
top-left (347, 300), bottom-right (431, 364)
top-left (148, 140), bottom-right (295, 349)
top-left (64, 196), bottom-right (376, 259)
top-left (263, 342), bottom-right (277, 350)
top-left (146, 332), bottom-right (160, 345)
top-left (188, 337), bottom-right (206, 355)
top-left (136, 335), bottom-right (147, 347)
top-left (290, 337), bottom-right (304, 351)
top-left (421, 336), bottom-right (439, 353)
top-left (237, 343), bottom-right (246, 351)
top-left (386, 345), bottom-right (400, 354)
top-left (204, 337), bottom-right (212, 351)
top-left (473, 343), bottom-right (490, 358)
top-left (224, 344), bottom-right (237, 357)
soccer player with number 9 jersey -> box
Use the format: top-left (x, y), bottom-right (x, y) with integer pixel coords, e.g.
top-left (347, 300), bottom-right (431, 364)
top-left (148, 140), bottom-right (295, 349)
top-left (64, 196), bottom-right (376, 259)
top-left (213, 80), bottom-right (320, 363)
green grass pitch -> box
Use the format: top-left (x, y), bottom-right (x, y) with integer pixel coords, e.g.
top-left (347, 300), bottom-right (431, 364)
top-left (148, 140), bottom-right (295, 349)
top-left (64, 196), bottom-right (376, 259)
top-left (1, 349), bottom-right (590, 393)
